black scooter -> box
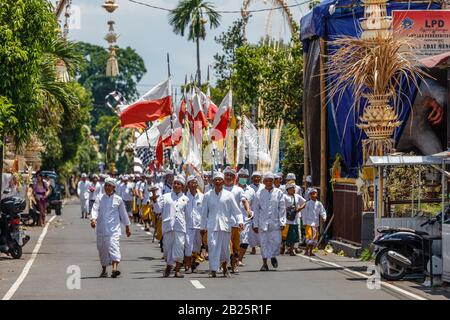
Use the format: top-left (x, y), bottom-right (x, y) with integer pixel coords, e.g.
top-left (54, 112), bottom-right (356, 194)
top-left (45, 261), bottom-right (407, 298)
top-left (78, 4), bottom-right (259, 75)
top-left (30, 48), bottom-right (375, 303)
top-left (373, 207), bottom-right (450, 281)
top-left (0, 197), bottom-right (28, 259)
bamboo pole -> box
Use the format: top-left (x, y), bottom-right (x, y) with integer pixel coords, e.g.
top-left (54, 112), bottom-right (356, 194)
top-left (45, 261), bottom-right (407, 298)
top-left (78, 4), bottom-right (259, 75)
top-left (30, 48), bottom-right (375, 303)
top-left (319, 39), bottom-right (328, 205)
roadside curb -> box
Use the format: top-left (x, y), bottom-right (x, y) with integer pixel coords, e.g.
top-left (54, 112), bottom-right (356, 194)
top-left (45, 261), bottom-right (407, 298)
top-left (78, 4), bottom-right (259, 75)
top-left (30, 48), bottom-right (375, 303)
top-left (295, 253), bottom-right (428, 300)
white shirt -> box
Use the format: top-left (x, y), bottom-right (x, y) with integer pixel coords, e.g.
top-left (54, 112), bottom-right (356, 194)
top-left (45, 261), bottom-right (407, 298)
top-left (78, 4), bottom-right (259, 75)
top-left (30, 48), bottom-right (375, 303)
top-left (153, 191), bottom-right (188, 235)
top-left (224, 185), bottom-right (245, 226)
top-left (186, 190), bottom-right (204, 229)
top-left (253, 187), bottom-right (286, 231)
top-left (302, 200), bottom-right (326, 227)
top-left (94, 182), bottom-right (104, 199)
top-left (122, 182), bottom-right (134, 201)
top-left (91, 193), bottom-right (130, 237)
top-left (77, 180), bottom-right (88, 199)
top-left (284, 193), bottom-right (306, 225)
top-left (87, 181), bottom-right (97, 201)
top-left (201, 188), bottom-right (243, 232)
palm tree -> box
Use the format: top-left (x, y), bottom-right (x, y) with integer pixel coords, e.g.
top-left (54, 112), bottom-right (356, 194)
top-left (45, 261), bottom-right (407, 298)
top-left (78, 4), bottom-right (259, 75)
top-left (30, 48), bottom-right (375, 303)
top-left (169, 0), bottom-right (221, 85)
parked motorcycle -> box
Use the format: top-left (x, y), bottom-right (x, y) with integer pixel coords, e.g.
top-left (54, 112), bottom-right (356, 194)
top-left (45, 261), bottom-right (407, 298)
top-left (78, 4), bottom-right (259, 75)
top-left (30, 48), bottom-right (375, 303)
top-left (0, 197), bottom-right (29, 259)
top-left (373, 207), bottom-right (450, 281)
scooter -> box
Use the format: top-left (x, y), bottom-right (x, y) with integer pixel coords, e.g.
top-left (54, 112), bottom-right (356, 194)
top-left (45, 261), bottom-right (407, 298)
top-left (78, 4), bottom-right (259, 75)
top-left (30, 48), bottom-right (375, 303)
top-left (373, 207), bottom-right (450, 281)
top-left (0, 197), bottom-right (29, 259)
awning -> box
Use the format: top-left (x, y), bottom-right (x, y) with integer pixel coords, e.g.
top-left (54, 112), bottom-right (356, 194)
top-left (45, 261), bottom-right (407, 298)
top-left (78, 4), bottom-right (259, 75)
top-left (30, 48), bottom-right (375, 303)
top-left (420, 51), bottom-right (450, 69)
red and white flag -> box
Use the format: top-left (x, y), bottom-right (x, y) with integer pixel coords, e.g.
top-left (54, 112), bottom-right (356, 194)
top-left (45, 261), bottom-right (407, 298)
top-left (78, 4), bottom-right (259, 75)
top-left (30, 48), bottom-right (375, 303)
top-left (193, 89), bottom-right (208, 128)
top-left (205, 87), bottom-right (218, 123)
top-left (211, 90), bottom-right (232, 141)
top-left (120, 78), bottom-right (172, 128)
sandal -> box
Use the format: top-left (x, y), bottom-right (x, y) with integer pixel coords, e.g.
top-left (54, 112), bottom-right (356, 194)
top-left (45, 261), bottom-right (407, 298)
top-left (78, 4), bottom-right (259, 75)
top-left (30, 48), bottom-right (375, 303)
top-left (111, 270), bottom-right (121, 278)
top-left (99, 271), bottom-right (108, 278)
top-left (260, 265), bottom-right (269, 271)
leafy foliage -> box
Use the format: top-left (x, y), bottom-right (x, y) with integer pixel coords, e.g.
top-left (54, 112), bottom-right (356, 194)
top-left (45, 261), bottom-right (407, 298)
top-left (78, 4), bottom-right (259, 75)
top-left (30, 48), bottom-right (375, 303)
top-left (213, 18), bottom-right (247, 91)
top-left (0, 0), bottom-right (58, 146)
top-left (232, 42), bottom-right (303, 128)
top-left (169, 0), bottom-right (221, 41)
top-left (75, 42), bottom-right (147, 129)
top-left (280, 124), bottom-right (304, 177)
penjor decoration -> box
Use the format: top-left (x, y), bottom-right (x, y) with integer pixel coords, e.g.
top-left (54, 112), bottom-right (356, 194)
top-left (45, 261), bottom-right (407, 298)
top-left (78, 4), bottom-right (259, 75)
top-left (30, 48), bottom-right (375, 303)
top-left (327, 0), bottom-right (427, 162)
top-left (55, 0), bottom-right (72, 83)
top-left (103, 1), bottom-right (119, 77)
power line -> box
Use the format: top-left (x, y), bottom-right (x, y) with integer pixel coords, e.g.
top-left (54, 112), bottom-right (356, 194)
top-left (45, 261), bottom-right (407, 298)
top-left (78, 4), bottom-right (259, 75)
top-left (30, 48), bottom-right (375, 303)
top-left (127, 0), bottom-right (310, 14)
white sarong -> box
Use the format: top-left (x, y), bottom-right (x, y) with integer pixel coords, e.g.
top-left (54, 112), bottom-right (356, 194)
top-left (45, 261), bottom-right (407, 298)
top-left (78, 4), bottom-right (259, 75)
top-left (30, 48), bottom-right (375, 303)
top-left (208, 231), bottom-right (231, 272)
top-left (97, 235), bottom-right (121, 266)
top-left (260, 229), bottom-right (281, 259)
top-left (185, 228), bottom-right (202, 256)
top-left (163, 230), bottom-right (185, 266)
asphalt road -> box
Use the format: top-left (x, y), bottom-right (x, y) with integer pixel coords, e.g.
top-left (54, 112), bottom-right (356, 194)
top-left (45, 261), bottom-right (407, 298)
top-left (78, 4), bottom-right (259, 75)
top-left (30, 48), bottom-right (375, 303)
top-left (0, 201), bottom-right (419, 300)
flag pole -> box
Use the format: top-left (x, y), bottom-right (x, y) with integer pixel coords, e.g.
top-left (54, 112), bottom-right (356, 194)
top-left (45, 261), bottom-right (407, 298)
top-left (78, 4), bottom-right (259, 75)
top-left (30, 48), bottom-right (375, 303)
top-left (167, 52), bottom-right (175, 172)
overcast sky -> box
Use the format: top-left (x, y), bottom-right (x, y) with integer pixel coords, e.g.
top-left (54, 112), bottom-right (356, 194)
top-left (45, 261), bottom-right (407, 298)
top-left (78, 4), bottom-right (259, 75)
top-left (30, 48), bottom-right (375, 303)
top-left (56, 0), bottom-right (310, 97)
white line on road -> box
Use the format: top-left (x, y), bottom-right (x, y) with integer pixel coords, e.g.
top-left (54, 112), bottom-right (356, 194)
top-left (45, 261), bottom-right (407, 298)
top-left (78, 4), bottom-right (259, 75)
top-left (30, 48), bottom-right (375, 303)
top-left (190, 280), bottom-right (205, 289)
top-left (137, 224), bottom-right (142, 227)
top-left (146, 232), bottom-right (152, 235)
top-left (2, 216), bottom-right (57, 301)
top-left (296, 254), bottom-right (427, 300)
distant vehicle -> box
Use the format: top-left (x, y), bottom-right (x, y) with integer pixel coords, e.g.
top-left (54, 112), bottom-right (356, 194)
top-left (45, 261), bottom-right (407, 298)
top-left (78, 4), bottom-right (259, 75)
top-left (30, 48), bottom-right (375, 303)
top-left (40, 171), bottom-right (65, 216)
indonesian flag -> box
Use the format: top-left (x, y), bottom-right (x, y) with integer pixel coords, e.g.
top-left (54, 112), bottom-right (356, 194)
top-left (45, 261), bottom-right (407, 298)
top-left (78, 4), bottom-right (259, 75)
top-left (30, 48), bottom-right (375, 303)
top-left (120, 79), bottom-right (172, 128)
top-left (211, 90), bottom-right (232, 141)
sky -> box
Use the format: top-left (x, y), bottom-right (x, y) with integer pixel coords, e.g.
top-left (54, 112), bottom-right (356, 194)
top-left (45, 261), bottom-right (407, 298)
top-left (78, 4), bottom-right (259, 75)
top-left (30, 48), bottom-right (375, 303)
top-left (55, 0), bottom-right (310, 97)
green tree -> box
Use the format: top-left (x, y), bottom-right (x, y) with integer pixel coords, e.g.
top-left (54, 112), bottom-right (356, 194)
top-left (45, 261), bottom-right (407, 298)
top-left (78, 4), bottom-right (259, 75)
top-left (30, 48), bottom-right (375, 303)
top-left (74, 42), bottom-right (146, 173)
top-left (213, 18), bottom-right (247, 92)
top-left (75, 42), bottom-right (146, 144)
top-left (0, 0), bottom-right (58, 146)
top-left (232, 43), bottom-right (303, 129)
top-left (280, 124), bottom-right (304, 178)
top-left (169, 0), bottom-right (221, 85)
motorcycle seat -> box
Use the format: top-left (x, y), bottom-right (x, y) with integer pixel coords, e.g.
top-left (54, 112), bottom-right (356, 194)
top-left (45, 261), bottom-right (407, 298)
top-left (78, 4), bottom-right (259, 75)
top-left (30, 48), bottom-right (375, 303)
top-left (378, 227), bottom-right (428, 236)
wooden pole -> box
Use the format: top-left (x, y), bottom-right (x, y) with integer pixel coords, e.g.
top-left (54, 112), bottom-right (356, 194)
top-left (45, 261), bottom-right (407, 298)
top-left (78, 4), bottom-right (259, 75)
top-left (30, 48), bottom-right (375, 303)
top-left (319, 39), bottom-right (328, 205)
top-left (303, 52), bottom-right (310, 179)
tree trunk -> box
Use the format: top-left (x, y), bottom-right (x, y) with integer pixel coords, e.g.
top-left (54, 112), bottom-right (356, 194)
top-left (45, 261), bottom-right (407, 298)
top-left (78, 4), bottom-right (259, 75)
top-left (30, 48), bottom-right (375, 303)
top-left (196, 36), bottom-right (201, 86)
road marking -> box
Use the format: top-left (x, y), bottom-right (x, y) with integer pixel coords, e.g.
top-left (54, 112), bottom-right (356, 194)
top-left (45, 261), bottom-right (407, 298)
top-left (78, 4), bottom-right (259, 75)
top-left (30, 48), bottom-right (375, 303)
top-left (146, 232), bottom-right (152, 235)
top-left (2, 216), bottom-right (57, 301)
top-left (190, 280), bottom-right (205, 289)
top-left (137, 224), bottom-right (142, 227)
top-left (296, 254), bottom-right (427, 300)
top-left (140, 227), bottom-right (145, 230)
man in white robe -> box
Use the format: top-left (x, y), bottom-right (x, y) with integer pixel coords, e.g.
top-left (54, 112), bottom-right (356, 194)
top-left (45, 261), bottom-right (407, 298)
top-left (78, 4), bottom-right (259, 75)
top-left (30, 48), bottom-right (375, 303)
top-left (87, 174), bottom-right (99, 216)
top-left (77, 173), bottom-right (89, 219)
top-left (90, 178), bottom-right (131, 278)
top-left (152, 175), bottom-right (189, 278)
top-left (236, 168), bottom-right (257, 266)
top-left (253, 172), bottom-right (286, 271)
top-left (223, 166), bottom-right (246, 273)
top-left (185, 175), bottom-right (204, 273)
top-left (201, 172), bottom-right (244, 278)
